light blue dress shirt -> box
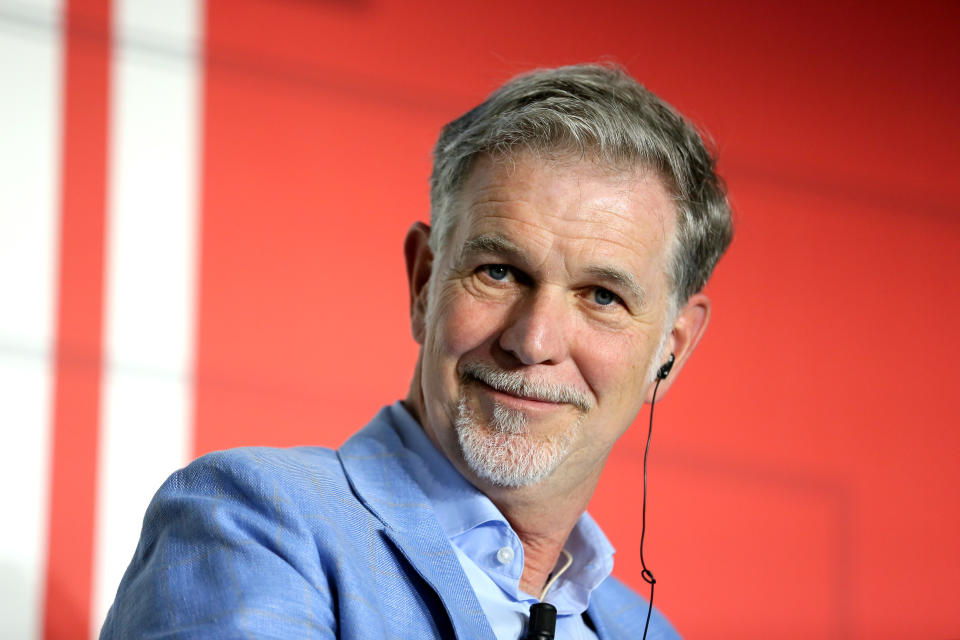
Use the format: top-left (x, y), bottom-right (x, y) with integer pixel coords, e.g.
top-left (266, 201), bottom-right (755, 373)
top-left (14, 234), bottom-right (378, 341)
top-left (390, 403), bottom-right (613, 640)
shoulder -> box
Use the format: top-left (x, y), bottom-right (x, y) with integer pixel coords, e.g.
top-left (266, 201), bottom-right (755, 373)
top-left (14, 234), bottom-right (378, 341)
top-left (161, 444), bottom-right (362, 518)
top-left (182, 444), bottom-right (340, 478)
top-left (173, 445), bottom-right (346, 495)
top-left (136, 445), bottom-right (372, 563)
top-left (590, 575), bottom-right (682, 640)
top-left (156, 445), bottom-right (349, 508)
top-left (102, 407), bottom-right (436, 638)
top-left (102, 446), bottom-right (370, 638)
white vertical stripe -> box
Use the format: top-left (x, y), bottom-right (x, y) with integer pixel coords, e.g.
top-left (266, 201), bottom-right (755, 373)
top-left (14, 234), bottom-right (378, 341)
top-left (0, 1), bottom-right (63, 638)
top-left (91, 1), bottom-right (203, 636)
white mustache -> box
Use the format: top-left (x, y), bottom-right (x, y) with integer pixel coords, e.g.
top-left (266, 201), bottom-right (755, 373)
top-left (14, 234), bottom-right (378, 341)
top-left (461, 362), bottom-right (592, 412)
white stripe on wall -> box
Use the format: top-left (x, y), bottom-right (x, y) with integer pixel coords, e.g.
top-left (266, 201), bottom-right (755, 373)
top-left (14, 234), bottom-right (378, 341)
top-left (0, 1), bottom-right (63, 638)
top-left (91, 1), bottom-right (203, 635)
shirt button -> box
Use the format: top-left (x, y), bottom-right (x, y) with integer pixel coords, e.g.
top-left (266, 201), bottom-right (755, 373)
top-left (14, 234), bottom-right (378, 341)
top-left (496, 546), bottom-right (514, 565)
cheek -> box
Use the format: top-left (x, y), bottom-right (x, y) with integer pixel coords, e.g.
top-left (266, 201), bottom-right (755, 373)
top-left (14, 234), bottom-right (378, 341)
top-left (575, 328), bottom-right (653, 407)
top-left (428, 283), bottom-right (508, 359)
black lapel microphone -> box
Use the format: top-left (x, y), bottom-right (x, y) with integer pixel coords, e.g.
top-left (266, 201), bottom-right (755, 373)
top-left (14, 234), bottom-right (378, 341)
top-left (522, 353), bottom-right (675, 640)
top-left (640, 352), bottom-right (674, 640)
top-left (524, 602), bottom-right (557, 640)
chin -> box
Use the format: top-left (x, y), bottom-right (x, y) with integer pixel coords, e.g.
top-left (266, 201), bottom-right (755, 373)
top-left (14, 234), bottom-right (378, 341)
top-left (453, 395), bottom-right (581, 488)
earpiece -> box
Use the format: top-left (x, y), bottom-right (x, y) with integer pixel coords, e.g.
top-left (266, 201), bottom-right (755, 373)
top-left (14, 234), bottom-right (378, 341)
top-left (655, 353), bottom-right (675, 380)
top-left (641, 351), bottom-right (675, 640)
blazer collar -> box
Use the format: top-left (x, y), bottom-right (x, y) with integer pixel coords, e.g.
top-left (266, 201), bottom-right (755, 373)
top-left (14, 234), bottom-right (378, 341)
top-left (337, 404), bottom-right (496, 640)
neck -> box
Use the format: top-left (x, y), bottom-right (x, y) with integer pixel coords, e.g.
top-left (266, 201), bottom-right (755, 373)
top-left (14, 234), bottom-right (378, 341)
top-left (486, 477), bottom-right (598, 597)
top-left (403, 370), bottom-right (601, 598)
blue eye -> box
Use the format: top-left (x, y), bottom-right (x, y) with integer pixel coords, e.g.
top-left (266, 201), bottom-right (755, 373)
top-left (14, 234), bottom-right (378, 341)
top-left (486, 265), bottom-right (509, 281)
top-left (594, 288), bottom-right (617, 305)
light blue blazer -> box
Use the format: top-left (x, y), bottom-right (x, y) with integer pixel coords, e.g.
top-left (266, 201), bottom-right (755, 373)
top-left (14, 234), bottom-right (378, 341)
top-left (100, 406), bottom-right (680, 639)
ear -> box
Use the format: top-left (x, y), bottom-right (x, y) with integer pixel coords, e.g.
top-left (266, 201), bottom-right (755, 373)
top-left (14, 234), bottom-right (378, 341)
top-left (644, 292), bottom-right (711, 402)
top-left (404, 222), bottom-right (434, 344)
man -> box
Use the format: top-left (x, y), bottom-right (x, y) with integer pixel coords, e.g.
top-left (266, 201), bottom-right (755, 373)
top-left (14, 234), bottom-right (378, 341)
top-left (101, 63), bottom-right (732, 639)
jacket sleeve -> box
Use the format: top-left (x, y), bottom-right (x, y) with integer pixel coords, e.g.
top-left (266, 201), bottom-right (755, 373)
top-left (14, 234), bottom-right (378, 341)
top-left (99, 449), bottom-right (338, 639)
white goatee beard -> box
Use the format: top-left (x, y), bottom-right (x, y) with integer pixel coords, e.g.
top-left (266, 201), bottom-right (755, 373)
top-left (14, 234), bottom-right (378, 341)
top-left (453, 394), bottom-right (582, 488)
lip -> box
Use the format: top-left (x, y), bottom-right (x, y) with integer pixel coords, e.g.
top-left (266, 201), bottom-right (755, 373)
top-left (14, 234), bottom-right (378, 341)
top-left (474, 380), bottom-right (568, 413)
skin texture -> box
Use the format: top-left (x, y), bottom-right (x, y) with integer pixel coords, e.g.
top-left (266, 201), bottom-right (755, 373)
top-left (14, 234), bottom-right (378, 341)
top-left (404, 150), bottom-right (710, 596)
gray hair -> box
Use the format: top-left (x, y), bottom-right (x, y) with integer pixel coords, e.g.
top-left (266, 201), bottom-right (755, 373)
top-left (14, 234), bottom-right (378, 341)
top-left (428, 63), bottom-right (733, 307)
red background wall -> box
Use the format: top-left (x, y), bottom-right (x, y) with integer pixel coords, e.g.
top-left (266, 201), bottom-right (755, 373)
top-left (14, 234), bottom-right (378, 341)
top-left (194, 1), bottom-right (960, 637)
top-left (193, 1), bottom-right (960, 637)
top-left (23, 0), bottom-right (960, 637)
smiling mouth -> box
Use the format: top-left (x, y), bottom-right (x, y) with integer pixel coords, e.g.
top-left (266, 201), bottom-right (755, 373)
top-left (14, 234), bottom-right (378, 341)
top-left (474, 378), bottom-right (563, 406)
top-left (459, 362), bottom-right (592, 412)
top-left (473, 380), bottom-right (570, 415)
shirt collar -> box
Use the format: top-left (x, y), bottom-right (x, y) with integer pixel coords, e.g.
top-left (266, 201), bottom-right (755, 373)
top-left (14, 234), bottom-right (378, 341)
top-left (387, 401), bottom-right (615, 614)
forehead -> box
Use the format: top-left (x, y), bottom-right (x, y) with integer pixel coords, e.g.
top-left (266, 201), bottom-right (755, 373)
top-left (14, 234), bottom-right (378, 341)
top-left (449, 151), bottom-right (677, 272)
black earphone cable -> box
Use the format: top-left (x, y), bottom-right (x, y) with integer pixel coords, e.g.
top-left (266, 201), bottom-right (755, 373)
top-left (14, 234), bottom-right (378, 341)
top-left (640, 357), bottom-right (670, 640)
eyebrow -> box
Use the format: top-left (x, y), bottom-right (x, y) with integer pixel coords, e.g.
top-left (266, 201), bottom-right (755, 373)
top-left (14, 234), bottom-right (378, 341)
top-left (460, 234), bottom-right (525, 262)
top-left (459, 233), bottom-right (647, 308)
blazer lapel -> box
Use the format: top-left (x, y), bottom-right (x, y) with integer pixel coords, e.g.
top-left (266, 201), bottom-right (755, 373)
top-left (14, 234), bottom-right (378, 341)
top-left (338, 410), bottom-right (495, 640)
top-left (381, 524), bottom-right (494, 640)
top-left (586, 594), bottom-right (621, 640)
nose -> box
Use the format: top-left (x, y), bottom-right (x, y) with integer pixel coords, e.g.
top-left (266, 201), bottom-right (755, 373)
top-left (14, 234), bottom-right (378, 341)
top-left (497, 288), bottom-right (570, 366)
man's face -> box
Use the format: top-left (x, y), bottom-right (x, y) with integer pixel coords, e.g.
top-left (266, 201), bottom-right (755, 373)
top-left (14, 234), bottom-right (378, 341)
top-left (412, 150), bottom-right (680, 493)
